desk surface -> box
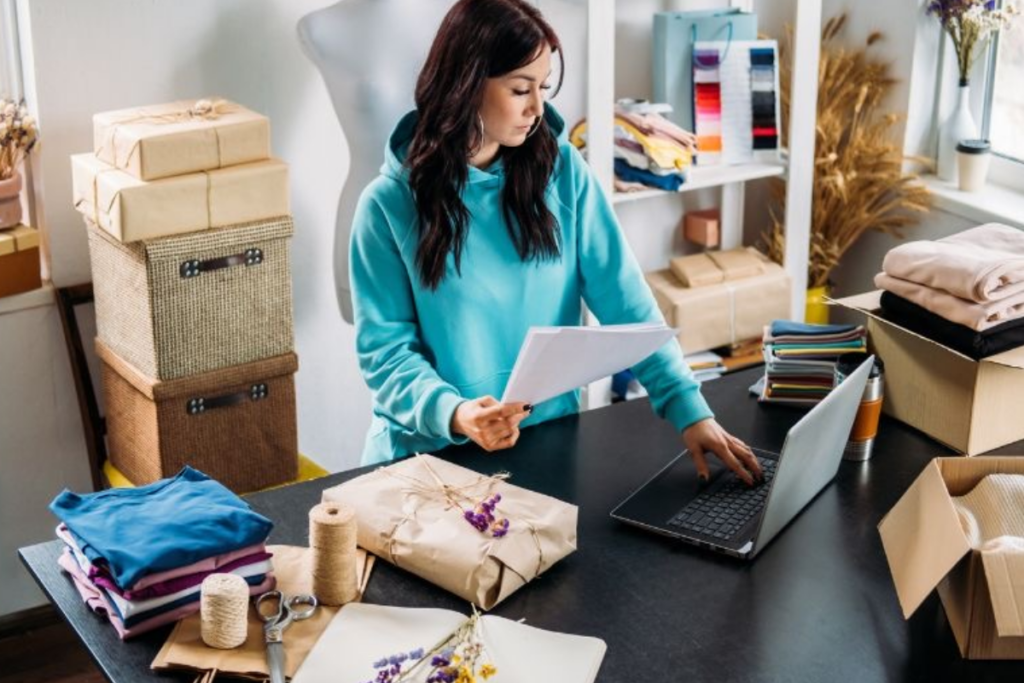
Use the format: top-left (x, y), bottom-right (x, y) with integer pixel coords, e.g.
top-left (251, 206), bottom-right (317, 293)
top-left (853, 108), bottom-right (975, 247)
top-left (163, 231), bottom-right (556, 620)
top-left (20, 368), bottom-right (1024, 682)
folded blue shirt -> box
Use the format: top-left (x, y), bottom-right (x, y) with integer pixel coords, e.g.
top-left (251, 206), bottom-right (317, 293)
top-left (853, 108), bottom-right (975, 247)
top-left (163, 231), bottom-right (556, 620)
top-left (50, 467), bottom-right (273, 588)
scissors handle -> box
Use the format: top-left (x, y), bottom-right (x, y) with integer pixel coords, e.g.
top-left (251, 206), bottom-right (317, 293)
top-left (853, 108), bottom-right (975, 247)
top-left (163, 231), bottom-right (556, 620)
top-left (287, 594), bottom-right (318, 620)
top-left (256, 590), bottom-right (285, 624)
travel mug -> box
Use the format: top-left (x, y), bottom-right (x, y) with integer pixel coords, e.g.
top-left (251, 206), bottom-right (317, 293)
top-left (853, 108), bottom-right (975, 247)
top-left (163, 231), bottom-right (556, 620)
top-left (834, 353), bottom-right (884, 462)
top-left (956, 139), bottom-right (991, 193)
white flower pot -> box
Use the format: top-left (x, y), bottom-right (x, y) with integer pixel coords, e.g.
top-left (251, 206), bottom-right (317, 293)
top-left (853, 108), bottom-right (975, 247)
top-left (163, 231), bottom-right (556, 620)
top-left (0, 171), bottom-right (23, 229)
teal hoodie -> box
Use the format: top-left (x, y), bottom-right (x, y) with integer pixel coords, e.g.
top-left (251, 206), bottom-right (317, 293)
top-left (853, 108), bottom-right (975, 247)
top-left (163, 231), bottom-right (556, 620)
top-left (350, 103), bottom-right (712, 464)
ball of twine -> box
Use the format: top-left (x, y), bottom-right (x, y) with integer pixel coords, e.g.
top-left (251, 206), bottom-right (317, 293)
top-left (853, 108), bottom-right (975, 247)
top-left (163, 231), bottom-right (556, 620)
top-left (309, 501), bottom-right (359, 606)
top-left (200, 573), bottom-right (250, 649)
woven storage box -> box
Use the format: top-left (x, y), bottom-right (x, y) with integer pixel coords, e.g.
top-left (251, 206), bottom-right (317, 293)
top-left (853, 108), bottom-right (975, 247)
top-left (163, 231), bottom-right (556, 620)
top-left (87, 215), bottom-right (294, 380)
top-left (97, 339), bottom-right (299, 493)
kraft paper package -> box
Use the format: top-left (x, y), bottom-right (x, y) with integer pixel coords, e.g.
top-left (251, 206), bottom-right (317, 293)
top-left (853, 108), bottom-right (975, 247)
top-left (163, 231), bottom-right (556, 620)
top-left (321, 454), bottom-right (578, 610)
top-left (93, 98), bottom-right (270, 181)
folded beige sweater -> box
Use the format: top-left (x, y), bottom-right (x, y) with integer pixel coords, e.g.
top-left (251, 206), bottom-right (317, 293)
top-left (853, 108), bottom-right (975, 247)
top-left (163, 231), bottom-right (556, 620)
top-left (882, 224), bottom-right (1024, 303)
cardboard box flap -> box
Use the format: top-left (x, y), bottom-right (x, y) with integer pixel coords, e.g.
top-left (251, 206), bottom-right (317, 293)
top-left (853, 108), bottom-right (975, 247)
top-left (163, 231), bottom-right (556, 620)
top-left (981, 541), bottom-right (1024, 637)
top-left (831, 290), bottom-right (883, 313)
top-left (878, 460), bottom-right (973, 619)
top-left (984, 344), bottom-right (1024, 370)
top-left (831, 291), bottom-right (977, 363)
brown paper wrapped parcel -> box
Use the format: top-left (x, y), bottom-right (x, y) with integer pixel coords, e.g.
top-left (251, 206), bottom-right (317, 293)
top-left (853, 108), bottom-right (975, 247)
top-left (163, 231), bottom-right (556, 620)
top-left (72, 154), bottom-right (289, 243)
top-left (646, 259), bottom-right (791, 353)
top-left (94, 99), bottom-right (270, 181)
top-left (322, 454), bottom-right (578, 610)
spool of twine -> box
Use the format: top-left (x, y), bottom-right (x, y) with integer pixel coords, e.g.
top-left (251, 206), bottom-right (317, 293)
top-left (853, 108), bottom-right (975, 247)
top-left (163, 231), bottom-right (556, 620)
top-left (309, 501), bottom-right (359, 606)
top-left (200, 573), bottom-right (250, 649)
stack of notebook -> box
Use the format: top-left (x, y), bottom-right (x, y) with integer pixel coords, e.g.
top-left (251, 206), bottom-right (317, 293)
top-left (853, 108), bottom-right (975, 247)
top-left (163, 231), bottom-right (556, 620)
top-left (759, 321), bottom-right (867, 404)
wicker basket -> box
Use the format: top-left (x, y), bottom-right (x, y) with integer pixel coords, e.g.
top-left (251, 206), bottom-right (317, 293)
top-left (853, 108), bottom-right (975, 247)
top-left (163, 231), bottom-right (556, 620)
top-left (87, 215), bottom-right (294, 380)
top-left (97, 339), bottom-right (299, 493)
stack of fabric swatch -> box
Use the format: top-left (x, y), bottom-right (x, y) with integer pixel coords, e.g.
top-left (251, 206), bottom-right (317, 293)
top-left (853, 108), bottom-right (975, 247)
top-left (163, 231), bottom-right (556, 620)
top-left (760, 321), bottom-right (867, 404)
top-left (49, 467), bottom-right (275, 640)
top-left (875, 224), bottom-right (1024, 360)
top-left (570, 99), bottom-right (694, 193)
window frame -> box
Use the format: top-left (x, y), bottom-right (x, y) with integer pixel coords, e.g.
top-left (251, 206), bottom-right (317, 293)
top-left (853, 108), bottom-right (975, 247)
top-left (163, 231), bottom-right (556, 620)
top-left (978, 2), bottom-right (1024, 192)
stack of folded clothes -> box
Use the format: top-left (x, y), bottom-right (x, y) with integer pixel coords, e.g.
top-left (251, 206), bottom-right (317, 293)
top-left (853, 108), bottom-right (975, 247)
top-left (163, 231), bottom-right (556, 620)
top-left (49, 466), bottom-right (275, 639)
top-left (760, 321), bottom-right (867, 404)
top-left (875, 224), bottom-right (1024, 360)
top-left (570, 99), bottom-right (695, 193)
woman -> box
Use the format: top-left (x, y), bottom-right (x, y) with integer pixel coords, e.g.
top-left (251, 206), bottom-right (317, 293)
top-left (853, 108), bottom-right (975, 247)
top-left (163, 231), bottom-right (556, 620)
top-left (349, 0), bottom-right (762, 485)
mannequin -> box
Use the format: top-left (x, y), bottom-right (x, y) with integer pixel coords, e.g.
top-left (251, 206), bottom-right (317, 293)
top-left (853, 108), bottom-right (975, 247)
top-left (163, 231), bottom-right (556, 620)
top-left (297, 0), bottom-right (453, 323)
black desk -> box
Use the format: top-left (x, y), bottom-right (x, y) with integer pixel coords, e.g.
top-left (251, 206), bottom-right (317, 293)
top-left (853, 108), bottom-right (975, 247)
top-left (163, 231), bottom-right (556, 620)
top-left (19, 368), bottom-right (1024, 682)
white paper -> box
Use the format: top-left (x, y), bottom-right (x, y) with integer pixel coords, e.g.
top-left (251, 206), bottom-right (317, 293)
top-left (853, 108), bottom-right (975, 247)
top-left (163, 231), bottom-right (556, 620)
top-left (501, 323), bottom-right (676, 405)
top-left (292, 603), bottom-right (607, 683)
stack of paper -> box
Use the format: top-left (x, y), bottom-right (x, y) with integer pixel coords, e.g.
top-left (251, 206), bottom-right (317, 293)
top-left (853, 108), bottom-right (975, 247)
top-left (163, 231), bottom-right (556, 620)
top-left (502, 323), bottom-right (675, 405)
top-left (686, 350), bottom-right (725, 382)
top-left (760, 321), bottom-right (866, 404)
top-left (292, 603), bottom-right (607, 683)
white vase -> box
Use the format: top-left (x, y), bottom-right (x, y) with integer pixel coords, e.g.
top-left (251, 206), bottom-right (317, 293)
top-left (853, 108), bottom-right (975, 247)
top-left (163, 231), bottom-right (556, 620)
top-left (937, 83), bottom-right (978, 183)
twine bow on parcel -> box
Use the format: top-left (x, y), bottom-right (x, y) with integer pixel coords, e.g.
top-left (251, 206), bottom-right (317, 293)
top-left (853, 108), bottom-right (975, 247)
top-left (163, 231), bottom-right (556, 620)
top-left (96, 98), bottom-right (239, 171)
top-left (378, 454), bottom-right (545, 576)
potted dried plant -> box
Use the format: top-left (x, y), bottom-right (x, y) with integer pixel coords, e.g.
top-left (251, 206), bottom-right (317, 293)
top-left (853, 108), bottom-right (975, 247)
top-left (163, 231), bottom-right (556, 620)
top-left (761, 15), bottom-right (932, 323)
top-left (0, 98), bottom-right (39, 229)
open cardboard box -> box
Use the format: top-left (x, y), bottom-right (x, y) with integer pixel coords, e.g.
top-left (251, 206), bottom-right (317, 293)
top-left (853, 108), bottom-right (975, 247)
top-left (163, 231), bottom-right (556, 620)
top-left (833, 291), bottom-right (1024, 455)
top-left (879, 456), bottom-right (1024, 659)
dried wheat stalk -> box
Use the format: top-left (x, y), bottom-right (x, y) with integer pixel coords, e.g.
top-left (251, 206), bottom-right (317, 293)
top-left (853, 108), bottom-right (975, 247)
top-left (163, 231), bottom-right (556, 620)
top-left (761, 14), bottom-right (932, 289)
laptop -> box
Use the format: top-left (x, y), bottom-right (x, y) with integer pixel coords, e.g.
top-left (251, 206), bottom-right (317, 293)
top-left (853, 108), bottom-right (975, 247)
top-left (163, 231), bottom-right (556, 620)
top-left (611, 355), bottom-right (874, 560)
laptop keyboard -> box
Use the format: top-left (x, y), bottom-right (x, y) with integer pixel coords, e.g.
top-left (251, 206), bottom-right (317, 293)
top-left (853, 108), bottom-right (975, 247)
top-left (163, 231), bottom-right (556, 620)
top-left (666, 457), bottom-right (779, 542)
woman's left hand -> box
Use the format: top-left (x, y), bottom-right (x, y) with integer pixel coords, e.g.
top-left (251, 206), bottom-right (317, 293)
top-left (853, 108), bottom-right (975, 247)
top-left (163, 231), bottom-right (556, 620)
top-left (681, 418), bottom-right (763, 486)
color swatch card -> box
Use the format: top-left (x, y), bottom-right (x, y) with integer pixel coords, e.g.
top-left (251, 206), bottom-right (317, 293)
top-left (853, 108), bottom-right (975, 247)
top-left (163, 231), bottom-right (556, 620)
top-left (692, 40), bottom-right (781, 166)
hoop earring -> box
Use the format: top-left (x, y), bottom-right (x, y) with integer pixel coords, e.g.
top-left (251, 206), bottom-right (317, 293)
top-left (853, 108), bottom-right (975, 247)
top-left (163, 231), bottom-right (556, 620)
top-left (525, 117), bottom-right (542, 139)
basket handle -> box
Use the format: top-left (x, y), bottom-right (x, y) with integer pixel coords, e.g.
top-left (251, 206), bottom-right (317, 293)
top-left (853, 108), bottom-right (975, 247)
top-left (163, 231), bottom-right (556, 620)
top-left (186, 383), bottom-right (269, 415)
top-left (180, 248), bottom-right (264, 279)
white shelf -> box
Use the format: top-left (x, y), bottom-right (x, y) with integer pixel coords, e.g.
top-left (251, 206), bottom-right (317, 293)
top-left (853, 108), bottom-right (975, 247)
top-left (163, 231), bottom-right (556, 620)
top-left (611, 160), bottom-right (786, 205)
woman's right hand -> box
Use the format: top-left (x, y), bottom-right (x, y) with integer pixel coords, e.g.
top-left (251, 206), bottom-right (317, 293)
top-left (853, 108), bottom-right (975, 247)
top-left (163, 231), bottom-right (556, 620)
top-left (450, 396), bottom-right (532, 452)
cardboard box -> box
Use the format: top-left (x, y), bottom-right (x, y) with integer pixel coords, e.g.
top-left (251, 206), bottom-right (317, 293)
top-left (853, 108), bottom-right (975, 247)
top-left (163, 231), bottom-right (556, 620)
top-left (93, 99), bottom-right (270, 181)
top-left (72, 154), bottom-right (290, 243)
top-left (646, 260), bottom-right (790, 353)
top-left (834, 290), bottom-right (1024, 455)
top-left (879, 456), bottom-right (1024, 659)
top-left (0, 224), bottom-right (42, 298)
top-left (683, 208), bottom-right (720, 247)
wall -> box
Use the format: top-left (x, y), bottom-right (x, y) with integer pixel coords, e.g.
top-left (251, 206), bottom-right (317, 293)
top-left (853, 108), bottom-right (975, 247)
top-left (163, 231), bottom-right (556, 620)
top-left (0, 291), bottom-right (94, 616)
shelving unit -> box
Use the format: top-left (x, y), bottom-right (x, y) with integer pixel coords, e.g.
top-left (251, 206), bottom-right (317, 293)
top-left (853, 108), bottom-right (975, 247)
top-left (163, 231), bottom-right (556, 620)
top-left (582, 0), bottom-right (822, 407)
top-left (585, 0), bottom-right (820, 315)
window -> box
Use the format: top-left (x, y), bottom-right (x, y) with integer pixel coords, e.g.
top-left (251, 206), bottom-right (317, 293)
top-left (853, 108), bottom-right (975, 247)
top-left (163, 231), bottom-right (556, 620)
top-left (981, 2), bottom-right (1024, 187)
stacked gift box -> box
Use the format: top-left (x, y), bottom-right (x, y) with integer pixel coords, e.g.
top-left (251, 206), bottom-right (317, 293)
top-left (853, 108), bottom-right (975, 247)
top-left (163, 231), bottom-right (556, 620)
top-left (645, 246), bottom-right (791, 354)
top-left (71, 98), bottom-right (298, 493)
top-left (0, 223), bottom-right (42, 297)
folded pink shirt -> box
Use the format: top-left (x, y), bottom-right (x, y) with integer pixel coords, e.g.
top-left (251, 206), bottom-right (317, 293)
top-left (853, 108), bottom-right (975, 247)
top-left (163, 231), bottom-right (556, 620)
top-left (882, 224), bottom-right (1024, 303)
top-left (57, 524), bottom-right (267, 597)
top-left (875, 271), bottom-right (1024, 331)
top-left (58, 549), bottom-right (276, 640)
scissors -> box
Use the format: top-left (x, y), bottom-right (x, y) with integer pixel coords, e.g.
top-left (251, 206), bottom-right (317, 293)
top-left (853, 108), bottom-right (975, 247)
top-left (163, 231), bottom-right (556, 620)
top-left (256, 590), bottom-right (318, 683)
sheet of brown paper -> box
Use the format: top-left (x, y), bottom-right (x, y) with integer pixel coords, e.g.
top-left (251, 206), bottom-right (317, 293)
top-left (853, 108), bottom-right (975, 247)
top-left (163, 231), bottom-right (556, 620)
top-left (322, 454), bottom-right (578, 610)
top-left (152, 544), bottom-right (373, 681)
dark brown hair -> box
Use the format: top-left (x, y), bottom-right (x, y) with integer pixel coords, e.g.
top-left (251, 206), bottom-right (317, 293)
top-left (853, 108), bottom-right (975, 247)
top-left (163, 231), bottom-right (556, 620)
top-left (406, 0), bottom-right (564, 290)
